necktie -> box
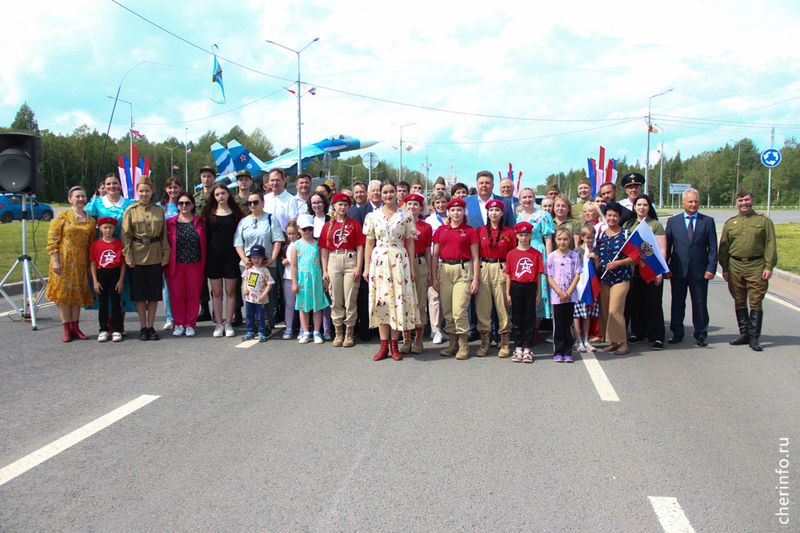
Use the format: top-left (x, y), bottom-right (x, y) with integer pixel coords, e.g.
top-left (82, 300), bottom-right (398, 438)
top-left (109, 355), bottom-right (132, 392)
top-left (687, 216), bottom-right (694, 243)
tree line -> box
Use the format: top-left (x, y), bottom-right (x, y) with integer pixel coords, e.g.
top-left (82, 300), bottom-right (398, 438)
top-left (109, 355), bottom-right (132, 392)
top-left (544, 137), bottom-right (799, 207)
top-left (2, 103), bottom-right (430, 202)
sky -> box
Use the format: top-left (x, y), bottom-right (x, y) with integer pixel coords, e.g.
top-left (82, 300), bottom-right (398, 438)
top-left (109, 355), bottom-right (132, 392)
top-left (4, 0), bottom-right (800, 190)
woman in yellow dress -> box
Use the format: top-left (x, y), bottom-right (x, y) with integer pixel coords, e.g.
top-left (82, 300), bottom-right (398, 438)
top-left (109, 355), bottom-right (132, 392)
top-left (46, 186), bottom-right (96, 342)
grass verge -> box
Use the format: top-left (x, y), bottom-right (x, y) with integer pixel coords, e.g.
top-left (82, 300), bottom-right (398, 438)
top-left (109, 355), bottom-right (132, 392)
top-left (775, 223), bottom-right (800, 276)
top-left (0, 221), bottom-right (50, 284)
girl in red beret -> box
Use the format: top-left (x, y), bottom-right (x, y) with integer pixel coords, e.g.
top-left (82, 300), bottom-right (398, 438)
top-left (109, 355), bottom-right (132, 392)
top-left (399, 193), bottom-right (433, 354)
top-left (505, 222), bottom-right (544, 363)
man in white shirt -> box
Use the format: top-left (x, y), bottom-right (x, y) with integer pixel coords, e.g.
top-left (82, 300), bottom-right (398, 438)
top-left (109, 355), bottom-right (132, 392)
top-left (293, 173), bottom-right (312, 215)
top-left (264, 168), bottom-right (299, 232)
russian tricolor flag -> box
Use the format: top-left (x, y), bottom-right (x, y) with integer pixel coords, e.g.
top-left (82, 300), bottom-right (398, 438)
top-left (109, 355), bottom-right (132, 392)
top-left (577, 252), bottom-right (601, 306)
top-left (620, 220), bottom-right (669, 283)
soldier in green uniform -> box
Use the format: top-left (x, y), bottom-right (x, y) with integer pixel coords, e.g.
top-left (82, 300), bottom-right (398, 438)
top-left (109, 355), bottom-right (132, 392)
top-left (194, 165), bottom-right (217, 321)
top-left (233, 169), bottom-right (253, 215)
top-left (719, 187), bottom-right (777, 351)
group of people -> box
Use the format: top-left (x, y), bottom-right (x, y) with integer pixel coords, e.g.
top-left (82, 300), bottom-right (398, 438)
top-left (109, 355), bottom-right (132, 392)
top-left (46, 165), bottom-right (777, 360)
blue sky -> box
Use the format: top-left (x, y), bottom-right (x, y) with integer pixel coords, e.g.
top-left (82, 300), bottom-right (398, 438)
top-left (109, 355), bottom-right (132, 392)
top-left (4, 0), bottom-right (800, 189)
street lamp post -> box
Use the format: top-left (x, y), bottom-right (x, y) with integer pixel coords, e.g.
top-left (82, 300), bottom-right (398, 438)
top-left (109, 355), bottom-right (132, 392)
top-left (107, 96), bottom-right (134, 196)
top-left (658, 127), bottom-right (665, 208)
top-left (730, 139), bottom-right (741, 203)
top-left (342, 163), bottom-right (358, 181)
top-left (646, 88), bottom-right (673, 194)
top-left (397, 122), bottom-right (416, 181)
top-left (265, 38), bottom-right (320, 178)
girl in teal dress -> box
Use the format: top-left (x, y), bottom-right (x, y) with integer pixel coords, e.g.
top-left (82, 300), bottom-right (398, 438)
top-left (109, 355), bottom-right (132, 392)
top-left (86, 174), bottom-right (137, 315)
top-left (291, 215), bottom-right (330, 344)
top-left (515, 187), bottom-right (555, 320)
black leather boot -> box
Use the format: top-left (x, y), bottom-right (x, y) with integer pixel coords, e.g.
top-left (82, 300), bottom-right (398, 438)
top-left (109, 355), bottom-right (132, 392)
top-left (749, 309), bottom-right (763, 352)
top-left (729, 309), bottom-right (750, 345)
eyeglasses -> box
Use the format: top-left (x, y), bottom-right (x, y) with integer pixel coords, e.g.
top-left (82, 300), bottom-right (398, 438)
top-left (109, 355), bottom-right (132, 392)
top-left (248, 200), bottom-right (261, 206)
top-left (177, 201), bottom-right (192, 206)
top-left (301, 227), bottom-right (313, 231)
top-left (311, 201), bottom-right (324, 206)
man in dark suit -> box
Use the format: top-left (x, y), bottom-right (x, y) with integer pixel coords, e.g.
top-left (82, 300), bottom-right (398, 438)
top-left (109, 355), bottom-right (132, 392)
top-left (464, 171), bottom-right (516, 230)
top-left (348, 180), bottom-right (382, 341)
top-left (665, 188), bottom-right (718, 346)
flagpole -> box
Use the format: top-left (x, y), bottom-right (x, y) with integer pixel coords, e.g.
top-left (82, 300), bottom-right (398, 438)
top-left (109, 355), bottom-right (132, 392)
top-left (185, 128), bottom-right (189, 192)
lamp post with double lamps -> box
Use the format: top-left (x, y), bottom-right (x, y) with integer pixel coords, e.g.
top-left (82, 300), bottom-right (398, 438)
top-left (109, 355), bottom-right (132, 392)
top-left (265, 38), bottom-right (320, 177)
top-left (646, 88), bottom-right (673, 194)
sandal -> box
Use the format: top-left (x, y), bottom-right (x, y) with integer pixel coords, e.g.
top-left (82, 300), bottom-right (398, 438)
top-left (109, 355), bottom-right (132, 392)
top-left (512, 349), bottom-right (523, 363)
top-left (602, 343), bottom-right (619, 352)
top-left (522, 352), bottom-right (533, 364)
top-left (614, 343), bottom-right (630, 355)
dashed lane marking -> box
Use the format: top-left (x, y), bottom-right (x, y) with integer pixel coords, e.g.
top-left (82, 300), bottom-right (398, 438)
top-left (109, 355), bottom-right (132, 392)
top-left (0, 394), bottom-right (160, 487)
top-left (581, 351), bottom-right (620, 402)
top-left (236, 339), bottom-right (260, 348)
top-left (649, 496), bottom-right (696, 533)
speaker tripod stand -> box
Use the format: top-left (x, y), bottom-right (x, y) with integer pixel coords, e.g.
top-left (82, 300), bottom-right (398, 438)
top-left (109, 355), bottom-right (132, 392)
top-left (0, 193), bottom-right (48, 330)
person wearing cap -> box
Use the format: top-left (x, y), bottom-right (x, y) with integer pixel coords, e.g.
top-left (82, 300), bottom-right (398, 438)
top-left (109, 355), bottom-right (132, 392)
top-left (410, 179), bottom-right (424, 195)
top-left (572, 177), bottom-right (594, 217)
top-left (320, 193), bottom-right (365, 348)
top-left (619, 172), bottom-right (650, 214)
top-left (431, 197), bottom-right (480, 359)
top-left (89, 216), bottom-right (125, 342)
top-left (546, 184), bottom-right (561, 200)
top-left (474, 198), bottom-right (516, 357)
top-left (433, 177), bottom-right (448, 194)
top-left (325, 178), bottom-right (338, 196)
top-left (85, 173), bottom-right (136, 335)
top-left (234, 190), bottom-right (285, 337)
top-left (293, 214), bottom-right (330, 344)
top-left (363, 180), bottom-right (420, 361)
top-left (194, 165), bottom-right (217, 323)
top-left (121, 176), bottom-right (170, 341)
top-left (241, 244), bottom-right (275, 342)
top-left (234, 169), bottom-right (254, 215)
top-left (194, 166), bottom-right (217, 212)
top-left (164, 192), bottom-right (206, 337)
top-left (47, 186), bottom-right (97, 342)
top-left (397, 193), bottom-right (433, 354)
top-left (505, 222), bottom-right (543, 362)
top-left (719, 187), bottom-right (777, 351)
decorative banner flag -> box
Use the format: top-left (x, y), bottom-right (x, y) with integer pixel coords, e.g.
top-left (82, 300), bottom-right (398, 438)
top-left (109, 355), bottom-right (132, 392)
top-left (130, 129), bottom-right (143, 140)
top-left (498, 163), bottom-right (522, 197)
top-left (186, 148), bottom-right (192, 154)
top-left (210, 44), bottom-right (226, 104)
top-left (308, 87), bottom-right (316, 95)
top-left (577, 252), bottom-right (601, 306)
top-left (116, 145), bottom-right (151, 200)
top-left (587, 158), bottom-right (597, 198)
top-left (619, 220), bottom-right (669, 283)
top-left (285, 88), bottom-right (296, 95)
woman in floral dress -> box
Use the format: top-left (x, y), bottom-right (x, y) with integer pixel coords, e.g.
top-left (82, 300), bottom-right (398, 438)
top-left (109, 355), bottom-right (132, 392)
top-left (47, 186), bottom-right (96, 341)
top-left (362, 180), bottom-right (419, 361)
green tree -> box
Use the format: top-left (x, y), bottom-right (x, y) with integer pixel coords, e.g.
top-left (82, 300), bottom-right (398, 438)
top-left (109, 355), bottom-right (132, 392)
top-left (10, 102), bottom-right (39, 133)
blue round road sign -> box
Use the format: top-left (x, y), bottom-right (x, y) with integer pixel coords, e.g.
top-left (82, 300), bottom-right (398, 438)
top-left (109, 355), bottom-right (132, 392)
top-left (761, 149), bottom-right (781, 168)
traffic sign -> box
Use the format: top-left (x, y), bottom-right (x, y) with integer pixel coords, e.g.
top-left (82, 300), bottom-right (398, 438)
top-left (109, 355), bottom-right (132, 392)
top-left (761, 149), bottom-right (781, 168)
top-left (362, 152), bottom-right (378, 170)
top-left (669, 183), bottom-right (691, 195)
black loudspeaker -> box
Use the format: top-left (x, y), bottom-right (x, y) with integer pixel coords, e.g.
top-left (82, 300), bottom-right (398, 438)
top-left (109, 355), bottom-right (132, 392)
top-left (0, 133), bottom-right (43, 194)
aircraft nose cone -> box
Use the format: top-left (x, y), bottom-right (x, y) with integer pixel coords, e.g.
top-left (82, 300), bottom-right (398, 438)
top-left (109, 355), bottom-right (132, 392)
top-left (359, 140), bottom-right (378, 149)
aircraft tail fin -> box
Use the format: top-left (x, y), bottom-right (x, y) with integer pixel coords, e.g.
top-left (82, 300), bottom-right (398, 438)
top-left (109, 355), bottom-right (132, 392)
top-left (211, 142), bottom-right (236, 176)
top-left (227, 140), bottom-right (266, 178)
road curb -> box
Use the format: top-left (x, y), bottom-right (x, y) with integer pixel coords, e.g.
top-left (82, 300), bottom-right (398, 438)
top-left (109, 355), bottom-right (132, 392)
top-left (1, 279), bottom-right (48, 297)
top-left (773, 268), bottom-right (800, 285)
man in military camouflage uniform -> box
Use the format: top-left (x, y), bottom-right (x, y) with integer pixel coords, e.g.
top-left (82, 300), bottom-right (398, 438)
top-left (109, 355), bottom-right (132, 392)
top-left (719, 187), bottom-right (778, 351)
top-left (234, 169), bottom-right (253, 215)
top-left (194, 166), bottom-right (217, 322)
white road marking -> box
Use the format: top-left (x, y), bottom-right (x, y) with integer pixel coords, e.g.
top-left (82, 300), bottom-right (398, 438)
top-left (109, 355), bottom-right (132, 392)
top-left (581, 351), bottom-right (620, 402)
top-left (714, 272), bottom-right (800, 312)
top-left (0, 302), bottom-right (54, 317)
top-left (236, 339), bottom-right (260, 348)
top-left (649, 496), bottom-right (696, 533)
top-left (0, 394), bottom-right (160, 487)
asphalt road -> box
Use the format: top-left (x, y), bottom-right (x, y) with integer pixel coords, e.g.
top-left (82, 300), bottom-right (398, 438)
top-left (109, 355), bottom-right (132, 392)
top-left (1, 273), bottom-right (798, 531)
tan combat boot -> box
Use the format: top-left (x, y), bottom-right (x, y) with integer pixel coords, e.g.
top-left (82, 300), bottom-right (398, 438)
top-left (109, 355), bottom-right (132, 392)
top-left (332, 324), bottom-right (344, 347)
top-left (476, 331), bottom-right (491, 357)
top-left (456, 334), bottom-right (470, 359)
top-left (343, 325), bottom-right (355, 347)
top-left (498, 332), bottom-right (511, 358)
top-left (411, 326), bottom-right (424, 354)
top-left (440, 333), bottom-right (459, 356)
top-left (399, 329), bottom-right (413, 353)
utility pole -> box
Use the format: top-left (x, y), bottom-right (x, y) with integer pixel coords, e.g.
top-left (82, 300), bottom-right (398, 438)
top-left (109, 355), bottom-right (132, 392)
top-left (768, 128), bottom-right (774, 217)
top-left (165, 146), bottom-right (175, 178)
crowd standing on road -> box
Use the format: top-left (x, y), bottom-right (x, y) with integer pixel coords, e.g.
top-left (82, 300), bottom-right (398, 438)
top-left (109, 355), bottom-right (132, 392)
top-left (47, 167), bottom-right (779, 361)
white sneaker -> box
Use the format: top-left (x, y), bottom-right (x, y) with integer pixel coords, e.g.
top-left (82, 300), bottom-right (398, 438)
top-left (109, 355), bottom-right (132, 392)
top-left (185, 326), bottom-right (196, 337)
top-left (213, 324), bottom-right (224, 337)
top-left (112, 332), bottom-right (122, 342)
top-left (545, 334), bottom-right (554, 344)
top-left (432, 331), bottom-right (443, 344)
top-left (97, 331), bottom-right (109, 342)
top-left (163, 320), bottom-right (175, 330)
top-left (173, 325), bottom-right (185, 336)
top-left (224, 324), bottom-right (235, 337)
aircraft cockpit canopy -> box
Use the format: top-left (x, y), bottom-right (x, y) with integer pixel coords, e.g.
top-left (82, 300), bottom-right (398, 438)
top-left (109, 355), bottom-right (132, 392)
top-left (327, 134), bottom-right (349, 140)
